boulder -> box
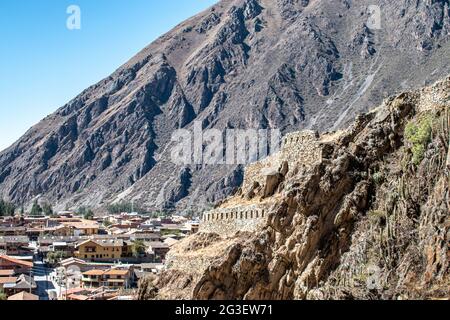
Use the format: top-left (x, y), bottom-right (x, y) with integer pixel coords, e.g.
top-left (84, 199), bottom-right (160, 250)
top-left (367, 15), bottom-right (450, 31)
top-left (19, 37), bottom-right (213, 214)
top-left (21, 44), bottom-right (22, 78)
top-left (262, 169), bottom-right (282, 198)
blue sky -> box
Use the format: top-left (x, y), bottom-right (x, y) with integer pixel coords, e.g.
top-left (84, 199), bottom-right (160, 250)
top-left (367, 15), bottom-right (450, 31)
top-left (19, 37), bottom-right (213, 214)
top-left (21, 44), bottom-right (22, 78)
top-left (0, 0), bottom-right (218, 151)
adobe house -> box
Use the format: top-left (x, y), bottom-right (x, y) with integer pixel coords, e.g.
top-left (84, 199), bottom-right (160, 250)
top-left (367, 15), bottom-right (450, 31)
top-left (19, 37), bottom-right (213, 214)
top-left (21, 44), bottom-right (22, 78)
top-left (0, 255), bottom-right (33, 274)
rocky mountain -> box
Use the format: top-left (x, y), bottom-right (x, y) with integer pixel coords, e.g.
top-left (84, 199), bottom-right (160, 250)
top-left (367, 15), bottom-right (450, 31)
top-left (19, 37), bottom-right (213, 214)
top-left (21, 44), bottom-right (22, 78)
top-left (138, 77), bottom-right (450, 300)
top-left (1, 0), bottom-right (450, 212)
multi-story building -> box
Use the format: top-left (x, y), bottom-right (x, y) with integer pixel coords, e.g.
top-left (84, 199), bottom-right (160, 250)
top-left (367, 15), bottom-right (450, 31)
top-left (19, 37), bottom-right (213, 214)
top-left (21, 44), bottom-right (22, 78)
top-left (130, 233), bottom-right (161, 242)
top-left (0, 255), bottom-right (32, 274)
top-left (146, 242), bottom-right (170, 262)
top-left (81, 269), bottom-right (105, 288)
top-left (0, 236), bottom-right (30, 256)
top-left (0, 227), bottom-right (27, 237)
top-left (47, 218), bottom-right (99, 236)
top-left (61, 219), bottom-right (99, 236)
top-left (2, 274), bottom-right (37, 296)
top-left (75, 239), bottom-right (128, 261)
top-left (27, 225), bottom-right (75, 241)
top-left (102, 269), bottom-right (133, 289)
top-left (81, 268), bottom-right (133, 290)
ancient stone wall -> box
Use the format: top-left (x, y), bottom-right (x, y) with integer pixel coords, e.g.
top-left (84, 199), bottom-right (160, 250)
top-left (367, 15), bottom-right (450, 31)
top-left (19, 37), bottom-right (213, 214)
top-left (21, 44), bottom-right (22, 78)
top-left (199, 130), bottom-right (335, 236)
top-left (416, 77), bottom-right (450, 112)
top-left (200, 205), bottom-right (269, 237)
top-left (242, 130), bottom-right (328, 192)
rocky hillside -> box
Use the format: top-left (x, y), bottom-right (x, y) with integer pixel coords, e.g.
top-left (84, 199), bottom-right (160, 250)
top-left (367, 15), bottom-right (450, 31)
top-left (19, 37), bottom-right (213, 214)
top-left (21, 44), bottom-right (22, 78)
top-left (1, 0), bottom-right (450, 211)
top-left (138, 77), bottom-right (449, 300)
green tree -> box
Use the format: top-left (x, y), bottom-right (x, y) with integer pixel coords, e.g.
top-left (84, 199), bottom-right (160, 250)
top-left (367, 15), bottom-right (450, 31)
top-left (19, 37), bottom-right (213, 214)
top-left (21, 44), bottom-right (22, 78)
top-left (30, 201), bottom-right (43, 216)
top-left (107, 201), bottom-right (146, 214)
top-left (131, 240), bottom-right (147, 258)
top-left (0, 199), bottom-right (16, 216)
top-left (103, 220), bottom-right (113, 228)
top-left (46, 251), bottom-right (65, 266)
top-left (42, 202), bottom-right (53, 216)
top-left (84, 210), bottom-right (94, 220)
top-left (78, 206), bottom-right (94, 220)
top-left (107, 201), bottom-right (132, 214)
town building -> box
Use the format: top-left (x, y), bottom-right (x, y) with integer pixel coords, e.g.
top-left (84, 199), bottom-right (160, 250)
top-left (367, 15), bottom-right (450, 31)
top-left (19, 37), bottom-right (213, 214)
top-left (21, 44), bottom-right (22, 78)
top-left (81, 267), bottom-right (133, 290)
top-left (0, 226), bottom-right (27, 237)
top-left (62, 287), bottom-right (118, 301)
top-left (0, 269), bottom-right (15, 277)
top-left (102, 269), bottom-right (133, 289)
top-left (61, 219), bottom-right (99, 236)
top-left (0, 276), bottom-right (17, 291)
top-left (0, 236), bottom-right (30, 256)
top-left (75, 239), bottom-right (128, 262)
top-left (146, 242), bottom-right (170, 262)
top-left (2, 273), bottom-right (37, 296)
top-left (0, 255), bottom-right (33, 274)
top-left (59, 257), bottom-right (112, 273)
top-left (81, 269), bottom-right (105, 288)
top-left (7, 291), bottom-right (39, 301)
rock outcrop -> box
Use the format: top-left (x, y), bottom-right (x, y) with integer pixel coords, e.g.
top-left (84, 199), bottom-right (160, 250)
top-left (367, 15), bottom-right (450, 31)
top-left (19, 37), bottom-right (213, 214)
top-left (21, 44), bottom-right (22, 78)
top-left (139, 77), bottom-right (450, 300)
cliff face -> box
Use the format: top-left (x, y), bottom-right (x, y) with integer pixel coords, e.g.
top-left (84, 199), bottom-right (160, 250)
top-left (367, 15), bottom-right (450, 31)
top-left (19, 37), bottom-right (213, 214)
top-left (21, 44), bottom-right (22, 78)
top-left (1, 0), bottom-right (450, 212)
top-left (138, 78), bottom-right (449, 300)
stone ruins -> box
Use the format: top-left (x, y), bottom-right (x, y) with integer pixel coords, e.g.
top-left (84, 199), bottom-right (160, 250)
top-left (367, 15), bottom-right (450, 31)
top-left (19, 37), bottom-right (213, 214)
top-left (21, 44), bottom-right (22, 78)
top-left (241, 130), bottom-right (329, 193)
top-left (200, 130), bottom-right (335, 236)
top-left (199, 204), bottom-right (268, 237)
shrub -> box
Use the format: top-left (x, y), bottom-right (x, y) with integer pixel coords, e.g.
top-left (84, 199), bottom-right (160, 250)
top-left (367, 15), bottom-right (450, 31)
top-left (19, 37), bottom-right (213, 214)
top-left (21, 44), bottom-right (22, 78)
top-left (78, 206), bottom-right (94, 220)
top-left (107, 201), bottom-right (146, 214)
top-left (0, 288), bottom-right (6, 300)
top-left (0, 199), bottom-right (15, 216)
top-left (42, 202), bottom-right (53, 216)
top-left (30, 200), bottom-right (43, 216)
top-left (404, 114), bottom-right (433, 165)
top-left (131, 240), bottom-right (147, 258)
top-left (46, 251), bottom-right (66, 265)
top-left (372, 171), bottom-right (385, 185)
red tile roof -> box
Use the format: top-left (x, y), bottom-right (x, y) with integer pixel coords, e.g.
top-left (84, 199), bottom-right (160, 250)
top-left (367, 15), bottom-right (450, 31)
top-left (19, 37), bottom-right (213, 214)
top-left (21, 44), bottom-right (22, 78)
top-left (0, 255), bottom-right (33, 267)
top-left (7, 291), bottom-right (39, 300)
top-left (0, 276), bottom-right (17, 284)
top-left (0, 269), bottom-right (15, 276)
top-left (103, 269), bottom-right (130, 276)
top-left (62, 287), bottom-right (88, 296)
top-left (68, 294), bottom-right (89, 301)
top-left (83, 269), bottom-right (105, 276)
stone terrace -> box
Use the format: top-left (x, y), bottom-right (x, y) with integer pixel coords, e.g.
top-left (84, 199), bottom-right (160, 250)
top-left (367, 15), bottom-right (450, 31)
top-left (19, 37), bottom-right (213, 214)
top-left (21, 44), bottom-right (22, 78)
top-left (241, 130), bottom-right (333, 193)
top-left (199, 129), bottom-right (337, 237)
top-left (200, 204), bottom-right (269, 237)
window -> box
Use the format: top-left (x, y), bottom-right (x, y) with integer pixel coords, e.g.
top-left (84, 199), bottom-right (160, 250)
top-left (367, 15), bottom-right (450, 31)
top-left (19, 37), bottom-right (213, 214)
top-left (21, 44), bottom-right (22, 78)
top-left (86, 246), bottom-right (96, 253)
